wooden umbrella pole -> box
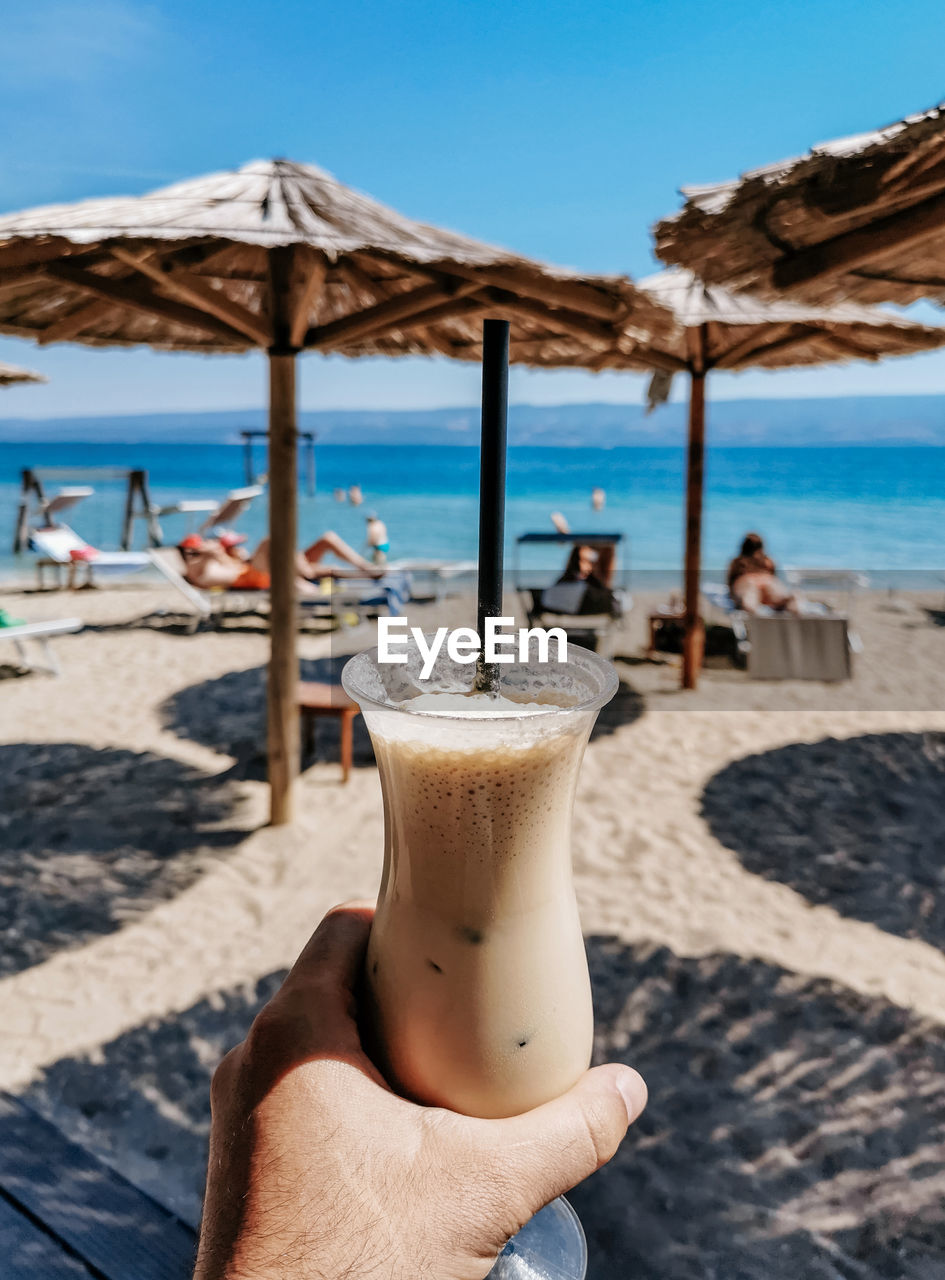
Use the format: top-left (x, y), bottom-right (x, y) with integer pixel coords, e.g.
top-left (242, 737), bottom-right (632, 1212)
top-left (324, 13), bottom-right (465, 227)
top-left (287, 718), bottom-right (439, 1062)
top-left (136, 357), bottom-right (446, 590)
top-left (681, 362), bottom-right (707, 690)
top-left (267, 248), bottom-right (300, 825)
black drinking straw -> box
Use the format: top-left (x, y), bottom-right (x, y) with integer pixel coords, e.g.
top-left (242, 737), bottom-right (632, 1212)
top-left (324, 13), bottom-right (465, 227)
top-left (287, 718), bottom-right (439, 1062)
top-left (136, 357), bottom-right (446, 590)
top-left (475, 319), bottom-right (510, 694)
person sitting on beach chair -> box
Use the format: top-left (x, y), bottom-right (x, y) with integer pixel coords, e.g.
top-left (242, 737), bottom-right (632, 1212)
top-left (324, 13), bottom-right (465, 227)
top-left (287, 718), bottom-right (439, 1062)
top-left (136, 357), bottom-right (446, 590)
top-left (727, 532), bottom-right (799, 615)
top-left (549, 542), bottom-right (620, 616)
top-left (177, 530), bottom-right (381, 593)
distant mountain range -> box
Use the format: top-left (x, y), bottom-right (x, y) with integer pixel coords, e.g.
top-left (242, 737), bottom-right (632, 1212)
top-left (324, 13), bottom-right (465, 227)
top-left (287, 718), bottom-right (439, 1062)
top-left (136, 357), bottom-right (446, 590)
top-left (3, 395), bottom-right (945, 446)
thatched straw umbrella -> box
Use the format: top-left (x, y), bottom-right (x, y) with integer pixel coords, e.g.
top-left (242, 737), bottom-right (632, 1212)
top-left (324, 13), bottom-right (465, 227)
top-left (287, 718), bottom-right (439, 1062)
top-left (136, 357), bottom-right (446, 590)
top-left (0, 361), bottom-right (45, 385)
top-left (0, 158), bottom-right (673, 822)
top-left (596, 269), bottom-right (945, 689)
top-left (652, 102), bottom-right (945, 306)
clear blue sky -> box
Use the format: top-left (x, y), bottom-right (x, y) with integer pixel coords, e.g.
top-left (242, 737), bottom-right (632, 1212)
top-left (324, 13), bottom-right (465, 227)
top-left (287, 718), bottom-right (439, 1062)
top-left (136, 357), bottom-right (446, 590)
top-left (3, 0), bottom-right (945, 419)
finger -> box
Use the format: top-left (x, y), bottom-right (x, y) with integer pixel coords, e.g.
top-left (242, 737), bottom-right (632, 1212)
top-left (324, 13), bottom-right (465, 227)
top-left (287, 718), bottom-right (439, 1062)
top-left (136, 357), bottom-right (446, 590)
top-left (283, 900), bottom-right (375, 999)
top-left (244, 902), bottom-right (375, 1072)
top-left (484, 1064), bottom-right (647, 1213)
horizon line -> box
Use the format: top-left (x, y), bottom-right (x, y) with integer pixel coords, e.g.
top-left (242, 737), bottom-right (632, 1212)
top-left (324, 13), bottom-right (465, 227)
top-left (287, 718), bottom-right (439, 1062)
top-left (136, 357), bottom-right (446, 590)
top-left (3, 387), bottom-right (945, 423)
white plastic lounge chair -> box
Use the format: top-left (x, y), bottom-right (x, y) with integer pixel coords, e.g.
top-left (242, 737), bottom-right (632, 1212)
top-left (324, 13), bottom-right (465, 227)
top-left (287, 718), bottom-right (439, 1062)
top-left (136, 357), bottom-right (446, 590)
top-left (44, 487), bottom-right (94, 520)
top-left (147, 548), bottom-right (214, 627)
top-left (386, 558), bottom-right (476, 601)
top-left (150, 485), bottom-right (264, 531)
top-left (0, 618), bottom-right (82, 675)
top-left (198, 486), bottom-right (264, 534)
top-left (29, 525), bottom-right (151, 589)
top-left (783, 567), bottom-right (869, 593)
top-left (386, 557), bottom-right (476, 576)
top-left (152, 498), bottom-right (219, 518)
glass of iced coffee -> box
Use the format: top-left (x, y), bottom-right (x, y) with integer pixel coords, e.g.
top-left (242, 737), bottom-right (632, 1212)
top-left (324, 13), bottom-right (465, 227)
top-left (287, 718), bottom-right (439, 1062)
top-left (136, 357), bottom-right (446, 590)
top-left (342, 634), bottom-right (617, 1279)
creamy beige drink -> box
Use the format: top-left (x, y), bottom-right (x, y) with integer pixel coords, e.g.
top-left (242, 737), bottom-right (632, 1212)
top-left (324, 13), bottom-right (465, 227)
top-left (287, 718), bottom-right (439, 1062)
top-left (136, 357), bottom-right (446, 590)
top-left (343, 643), bottom-right (617, 1120)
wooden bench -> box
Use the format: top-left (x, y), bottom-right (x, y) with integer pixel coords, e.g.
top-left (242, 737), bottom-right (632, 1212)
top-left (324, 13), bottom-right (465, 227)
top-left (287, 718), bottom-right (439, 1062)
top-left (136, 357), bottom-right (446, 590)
top-left (298, 681), bottom-right (360, 782)
top-left (0, 1092), bottom-right (197, 1279)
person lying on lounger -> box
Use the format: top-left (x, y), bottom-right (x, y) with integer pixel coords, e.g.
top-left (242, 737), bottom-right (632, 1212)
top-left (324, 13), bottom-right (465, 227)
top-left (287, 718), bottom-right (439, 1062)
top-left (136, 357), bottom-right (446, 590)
top-left (177, 530), bottom-right (381, 592)
top-left (726, 532), bottom-right (799, 614)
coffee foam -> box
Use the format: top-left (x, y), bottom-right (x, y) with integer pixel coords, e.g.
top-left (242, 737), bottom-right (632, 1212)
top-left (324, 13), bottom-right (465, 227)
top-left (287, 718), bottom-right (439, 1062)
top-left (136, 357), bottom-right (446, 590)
top-left (401, 691), bottom-right (559, 718)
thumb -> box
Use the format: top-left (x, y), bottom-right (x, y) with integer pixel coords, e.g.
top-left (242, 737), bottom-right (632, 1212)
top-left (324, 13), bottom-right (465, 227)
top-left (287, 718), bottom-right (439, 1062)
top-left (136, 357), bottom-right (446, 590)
top-left (491, 1064), bottom-right (647, 1214)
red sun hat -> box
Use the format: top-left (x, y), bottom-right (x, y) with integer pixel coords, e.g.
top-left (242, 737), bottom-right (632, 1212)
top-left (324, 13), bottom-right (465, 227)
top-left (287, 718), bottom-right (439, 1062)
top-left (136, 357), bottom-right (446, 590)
top-left (178, 534), bottom-right (204, 550)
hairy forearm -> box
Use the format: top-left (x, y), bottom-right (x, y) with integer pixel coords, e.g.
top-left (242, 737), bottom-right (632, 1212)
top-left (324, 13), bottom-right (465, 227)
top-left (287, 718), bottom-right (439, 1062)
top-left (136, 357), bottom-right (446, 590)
top-left (195, 1173), bottom-right (408, 1280)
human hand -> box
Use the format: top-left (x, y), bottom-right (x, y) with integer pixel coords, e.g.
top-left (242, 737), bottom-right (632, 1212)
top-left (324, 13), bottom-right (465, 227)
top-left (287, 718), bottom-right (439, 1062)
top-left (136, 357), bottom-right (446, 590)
top-left (194, 903), bottom-right (647, 1280)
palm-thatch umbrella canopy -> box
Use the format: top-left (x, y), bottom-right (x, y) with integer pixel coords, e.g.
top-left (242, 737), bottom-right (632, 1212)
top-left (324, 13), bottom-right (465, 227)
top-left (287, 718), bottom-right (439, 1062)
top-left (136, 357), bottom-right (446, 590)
top-left (0, 158), bottom-right (673, 822)
top-left (652, 102), bottom-right (945, 306)
top-left (0, 361), bottom-right (45, 385)
top-left (600, 269), bottom-right (945, 689)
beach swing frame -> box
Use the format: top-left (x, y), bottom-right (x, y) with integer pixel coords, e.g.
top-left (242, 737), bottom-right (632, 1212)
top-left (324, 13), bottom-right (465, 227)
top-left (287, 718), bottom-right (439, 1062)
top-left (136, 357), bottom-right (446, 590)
top-left (13, 466), bottom-right (161, 553)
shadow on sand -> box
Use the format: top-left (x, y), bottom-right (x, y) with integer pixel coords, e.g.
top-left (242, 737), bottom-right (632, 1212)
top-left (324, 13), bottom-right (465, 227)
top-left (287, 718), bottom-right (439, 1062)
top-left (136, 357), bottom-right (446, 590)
top-left (21, 939), bottom-right (945, 1275)
top-left (574, 938), bottom-right (945, 1280)
top-left (159, 656), bottom-right (376, 780)
top-left (701, 732), bottom-right (945, 949)
top-left (0, 663), bottom-right (32, 681)
top-left (160, 657), bottom-right (643, 772)
top-left (589, 678), bottom-right (645, 741)
top-left (0, 743), bottom-right (246, 978)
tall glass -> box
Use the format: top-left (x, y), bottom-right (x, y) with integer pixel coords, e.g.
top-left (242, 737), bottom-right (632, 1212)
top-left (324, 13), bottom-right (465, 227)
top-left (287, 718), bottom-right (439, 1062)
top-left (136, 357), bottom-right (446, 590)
top-left (342, 637), bottom-right (617, 1279)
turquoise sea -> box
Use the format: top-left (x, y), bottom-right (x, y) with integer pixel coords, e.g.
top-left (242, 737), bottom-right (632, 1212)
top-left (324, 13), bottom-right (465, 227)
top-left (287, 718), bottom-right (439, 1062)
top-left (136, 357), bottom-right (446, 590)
top-left (1, 442), bottom-right (944, 585)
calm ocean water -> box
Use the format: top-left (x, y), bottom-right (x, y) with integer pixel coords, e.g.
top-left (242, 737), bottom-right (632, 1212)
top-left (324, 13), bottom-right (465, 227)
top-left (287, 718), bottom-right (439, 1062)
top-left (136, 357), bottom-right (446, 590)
top-left (1, 442), bottom-right (943, 584)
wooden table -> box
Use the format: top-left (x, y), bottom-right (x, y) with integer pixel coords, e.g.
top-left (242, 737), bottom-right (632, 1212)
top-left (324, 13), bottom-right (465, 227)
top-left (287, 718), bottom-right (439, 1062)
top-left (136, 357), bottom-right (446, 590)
top-left (0, 1092), bottom-right (197, 1278)
top-left (298, 681), bottom-right (360, 782)
top-left (647, 607), bottom-right (685, 657)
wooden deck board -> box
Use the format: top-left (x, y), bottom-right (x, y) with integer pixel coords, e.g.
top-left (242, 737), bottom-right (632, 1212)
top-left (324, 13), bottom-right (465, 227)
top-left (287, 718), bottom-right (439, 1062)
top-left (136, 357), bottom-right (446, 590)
top-left (0, 1194), bottom-right (95, 1279)
top-left (0, 1093), bottom-right (197, 1280)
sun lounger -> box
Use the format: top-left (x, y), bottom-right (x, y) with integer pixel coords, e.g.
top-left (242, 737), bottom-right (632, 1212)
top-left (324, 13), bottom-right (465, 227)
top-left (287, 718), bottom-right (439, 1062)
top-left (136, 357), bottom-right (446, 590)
top-left (0, 617), bottom-right (82, 674)
top-left (44, 486), bottom-right (94, 520)
top-left (152, 485), bottom-right (264, 528)
top-left (521, 588), bottom-right (630, 659)
top-left (514, 532), bottom-right (630, 656)
top-left (146, 485), bottom-right (264, 546)
top-left (148, 546), bottom-right (410, 632)
top-left (783, 567), bottom-right (870, 593)
top-left (147, 548), bottom-right (214, 626)
top-left (28, 525), bottom-right (151, 589)
top-left (743, 614), bottom-right (852, 681)
top-left (700, 579), bottom-right (858, 680)
top-left (387, 558), bottom-right (476, 576)
top-left (337, 570), bottom-right (411, 616)
top-left (198, 485), bottom-right (264, 534)
top-left (784, 568), bottom-right (867, 653)
top-left (386, 558), bottom-right (476, 601)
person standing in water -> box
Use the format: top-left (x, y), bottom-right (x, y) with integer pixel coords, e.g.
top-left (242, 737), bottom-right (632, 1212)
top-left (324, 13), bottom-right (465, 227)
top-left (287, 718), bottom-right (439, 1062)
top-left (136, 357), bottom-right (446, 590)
top-left (365, 513), bottom-right (389, 565)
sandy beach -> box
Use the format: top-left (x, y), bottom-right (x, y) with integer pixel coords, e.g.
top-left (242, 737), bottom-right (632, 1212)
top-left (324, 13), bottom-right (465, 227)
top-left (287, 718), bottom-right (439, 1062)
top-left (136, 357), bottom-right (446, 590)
top-left (2, 578), bottom-right (945, 1278)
